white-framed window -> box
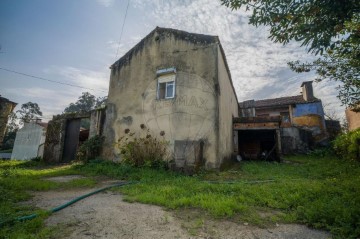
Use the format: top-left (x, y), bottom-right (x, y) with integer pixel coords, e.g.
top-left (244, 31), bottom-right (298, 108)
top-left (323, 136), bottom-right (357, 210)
top-left (156, 68), bottom-right (176, 100)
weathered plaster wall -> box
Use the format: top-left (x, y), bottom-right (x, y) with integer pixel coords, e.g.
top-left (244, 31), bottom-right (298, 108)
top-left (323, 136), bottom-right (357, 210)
top-left (89, 108), bottom-right (106, 138)
top-left (217, 46), bottom-right (239, 167)
top-left (256, 106), bottom-right (289, 117)
top-left (103, 29), bottom-right (222, 169)
top-left (0, 97), bottom-right (16, 148)
top-left (280, 127), bottom-right (312, 154)
top-left (292, 102), bottom-right (324, 117)
top-left (11, 123), bottom-right (46, 160)
top-left (346, 108), bottom-right (360, 131)
top-left (291, 102), bottom-right (327, 141)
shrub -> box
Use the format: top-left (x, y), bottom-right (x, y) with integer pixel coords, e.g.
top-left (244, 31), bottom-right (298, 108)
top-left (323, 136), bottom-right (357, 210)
top-left (116, 129), bottom-right (169, 168)
top-left (309, 147), bottom-right (333, 158)
top-left (30, 156), bottom-right (42, 162)
top-left (333, 128), bottom-right (360, 161)
top-left (77, 135), bottom-right (104, 162)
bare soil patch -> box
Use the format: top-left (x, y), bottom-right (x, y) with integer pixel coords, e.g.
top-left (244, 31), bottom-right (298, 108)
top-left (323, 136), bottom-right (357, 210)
top-left (25, 178), bottom-right (331, 239)
top-left (44, 175), bottom-right (86, 183)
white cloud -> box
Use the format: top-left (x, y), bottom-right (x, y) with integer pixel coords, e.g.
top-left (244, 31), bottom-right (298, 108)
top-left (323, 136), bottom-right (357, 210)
top-left (132, 0), bottom-right (344, 118)
top-left (43, 66), bottom-right (109, 95)
top-left (96, 0), bottom-right (114, 7)
top-left (6, 87), bottom-right (74, 122)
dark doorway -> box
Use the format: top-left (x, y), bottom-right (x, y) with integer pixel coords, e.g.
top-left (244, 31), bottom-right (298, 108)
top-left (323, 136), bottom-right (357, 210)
top-left (238, 130), bottom-right (277, 160)
top-left (62, 119), bottom-right (81, 162)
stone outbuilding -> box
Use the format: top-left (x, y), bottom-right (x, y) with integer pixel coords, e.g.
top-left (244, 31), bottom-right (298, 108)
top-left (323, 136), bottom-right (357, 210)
top-left (43, 112), bottom-right (91, 163)
top-left (102, 27), bottom-right (239, 170)
top-left (236, 81), bottom-right (327, 158)
top-left (11, 120), bottom-right (47, 160)
top-left (0, 95), bottom-right (17, 148)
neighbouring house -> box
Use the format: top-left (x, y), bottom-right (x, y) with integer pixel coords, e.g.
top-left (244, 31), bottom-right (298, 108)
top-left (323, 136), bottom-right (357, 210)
top-left (11, 119), bottom-right (47, 160)
top-left (236, 81), bottom-right (327, 158)
top-left (345, 106), bottom-right (360, 131)
top-left (101, 27), bottom-right (239, 170)
top-left (0, 95), bottom-right (17, 148)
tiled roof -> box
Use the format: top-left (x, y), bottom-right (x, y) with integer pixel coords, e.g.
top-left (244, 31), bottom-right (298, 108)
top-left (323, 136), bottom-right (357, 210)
top-left (255, 95), bottom-right (306, 108)
top-left (240, 95), bottom-right (320, 109)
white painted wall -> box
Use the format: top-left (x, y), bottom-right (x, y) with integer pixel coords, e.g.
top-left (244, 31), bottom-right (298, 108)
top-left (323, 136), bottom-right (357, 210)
top-left (11, 123), bottom-right (46, 160)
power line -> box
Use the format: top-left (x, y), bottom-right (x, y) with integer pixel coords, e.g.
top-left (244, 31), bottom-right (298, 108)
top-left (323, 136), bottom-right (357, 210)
top-left (0, 67), bottom-right (107, 93)
top-left (115, 0), bottom-right (130, 59)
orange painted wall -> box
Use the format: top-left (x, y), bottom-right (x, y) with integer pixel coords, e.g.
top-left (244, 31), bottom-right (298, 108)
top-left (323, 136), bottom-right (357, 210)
top-left (292, 114), bottom-right (327, 141)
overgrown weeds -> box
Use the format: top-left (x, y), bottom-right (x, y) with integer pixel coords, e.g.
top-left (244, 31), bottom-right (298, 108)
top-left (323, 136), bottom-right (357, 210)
top-left (1, 153), bottom-right (360, 238)
top-left (77, 135), bottom-right (104, 162)
top-left (100, 155), bottom-right (359, 238)
top-left (333, 128), bottom-right (360, 161)
top-left (115, 127), bottom-right (169, 168)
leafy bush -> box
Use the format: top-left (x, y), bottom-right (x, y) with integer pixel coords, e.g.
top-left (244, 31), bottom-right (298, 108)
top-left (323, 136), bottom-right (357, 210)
top-left (30, 156), bottom-right (42, 162)
top-left (116, 128), bottom-right (169, 168)
top-left (309, 147), bottom-right (333, 158)
top-left (333, 128), bottom-right (360, 161)
top-left (77, 135), bottom-right (104, 162)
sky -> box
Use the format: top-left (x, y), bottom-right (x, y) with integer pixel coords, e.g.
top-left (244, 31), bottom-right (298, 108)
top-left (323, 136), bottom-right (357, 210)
top-left (0, 0), bottom-right (345, 122)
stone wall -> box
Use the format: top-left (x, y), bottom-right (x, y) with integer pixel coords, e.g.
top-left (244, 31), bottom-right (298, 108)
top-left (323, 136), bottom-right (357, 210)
top-left (0, 96), bottom-right (16, 148)
top-left (280, 127), bottom-right (313, 154)
top-left (43, 112), bottom-right (90, 163)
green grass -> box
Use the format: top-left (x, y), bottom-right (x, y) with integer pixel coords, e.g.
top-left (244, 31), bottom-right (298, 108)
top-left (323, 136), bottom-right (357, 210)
top-left (1, 155), bottom-right (360, 238)
top-left (0, 160), bottom-right (96, 238)
top-left (77, 155), bottom-right (360, 238)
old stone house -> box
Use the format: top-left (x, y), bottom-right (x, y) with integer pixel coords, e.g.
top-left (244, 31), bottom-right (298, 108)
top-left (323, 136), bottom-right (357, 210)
top-left (236, 81), bottom-right (327, 158)
top-left (42, 28), bottom-right (333, 167)
top-left (11, 120), bottom-right (47, 160)
top-left (102, 27), bottom-right (239, 170)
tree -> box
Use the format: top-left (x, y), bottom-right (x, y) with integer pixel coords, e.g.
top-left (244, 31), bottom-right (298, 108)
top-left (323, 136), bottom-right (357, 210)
top-left (63, 92), bottom-right (107, 129)
top-left (17, 102), bottom-right (42, 123)
top-left (221, 0), bottom-right (360, 109)
top-left (64, 92), bottom-right (107, 113)
top-left (6, 112), bottom-right (19, 132)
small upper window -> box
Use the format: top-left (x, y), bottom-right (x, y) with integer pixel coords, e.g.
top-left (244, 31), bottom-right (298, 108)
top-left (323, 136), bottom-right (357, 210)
top-left (157, 68), bottom-right (176, 100)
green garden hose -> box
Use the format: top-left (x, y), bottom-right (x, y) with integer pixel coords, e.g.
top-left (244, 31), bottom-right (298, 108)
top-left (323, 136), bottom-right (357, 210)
top-left (0, 181), bottom-right (136, 227)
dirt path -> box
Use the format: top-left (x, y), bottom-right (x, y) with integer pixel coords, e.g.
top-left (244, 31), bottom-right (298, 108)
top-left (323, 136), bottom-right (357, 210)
top-left (26, 177), bottom-right (331, 239)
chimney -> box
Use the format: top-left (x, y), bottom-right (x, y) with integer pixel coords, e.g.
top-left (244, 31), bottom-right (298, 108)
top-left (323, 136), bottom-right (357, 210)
top-left (301, 81), bottom-right (315, 101)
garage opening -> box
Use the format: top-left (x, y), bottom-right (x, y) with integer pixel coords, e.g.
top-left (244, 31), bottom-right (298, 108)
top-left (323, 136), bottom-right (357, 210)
top-left (238, 129), bottom-right (278, 161)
